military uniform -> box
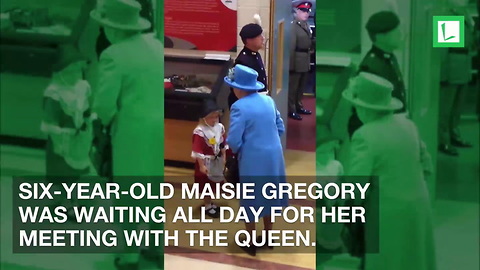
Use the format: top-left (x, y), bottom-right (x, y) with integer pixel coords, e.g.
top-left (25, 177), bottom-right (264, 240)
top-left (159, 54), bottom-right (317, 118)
top-left (348, 11), bottom-right (406, 138)
top-left (347, 46), bottom-right (408, 137)
top-left (228, 47), bottom-right (267, 108)
top-left (437, 6), bottom-right (477, 155)
top-left (289, 3), bottom-right (314, 120)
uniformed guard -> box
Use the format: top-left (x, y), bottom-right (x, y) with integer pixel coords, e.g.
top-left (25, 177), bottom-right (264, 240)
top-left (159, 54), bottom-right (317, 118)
top-left (289, 1), bottom-right (314, 120)
top-left (437, 0), bottom-right (476, 156)
top-left (228, 15), bottom-right (267, 109)
top-left (347, 11), bottom-right (407, 137)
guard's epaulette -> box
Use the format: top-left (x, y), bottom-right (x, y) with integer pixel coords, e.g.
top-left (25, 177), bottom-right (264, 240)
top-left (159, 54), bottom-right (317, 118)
top-left (291, 20), bottom-right (302, 25)
top-left (369, 51), bottom-right (392, 60)
top-left (360, 52), bottom-right (386, 73)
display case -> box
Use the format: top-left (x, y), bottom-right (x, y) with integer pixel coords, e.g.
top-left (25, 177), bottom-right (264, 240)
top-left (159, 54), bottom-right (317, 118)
top-left (0, 0), bottom-right (96, 143)
top-left (164, 51), bottom-right (233, 165)
top-left (0, 0), bottom-right (95, 77)
top-left (165, 56), bottom-right (232, 121)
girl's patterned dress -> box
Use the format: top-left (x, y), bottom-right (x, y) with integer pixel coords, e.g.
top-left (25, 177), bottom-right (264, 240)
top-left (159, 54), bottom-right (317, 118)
top-left (191, 122), bottom-right (227, 191)
top-left (41, 79), bottom-right (94, 180)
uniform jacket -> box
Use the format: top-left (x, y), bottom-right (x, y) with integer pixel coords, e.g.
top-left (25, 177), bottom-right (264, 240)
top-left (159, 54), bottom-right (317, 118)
top-left (348, 114), bottom-right (435, 270)
top-left (228, 47), bottom-right (267, 108)
top-left (94, 33), bottom-right (164, 177)
top-left (348, 45), bottom-right (408, 137)
top-left (233, 47), bottom-right (267, 91)
top-left (439, 7), bottom-right (477, 84)
top-left (358, 46), bottom-right (407, 111)
top-left (290, 18), bottom-right (313, 73)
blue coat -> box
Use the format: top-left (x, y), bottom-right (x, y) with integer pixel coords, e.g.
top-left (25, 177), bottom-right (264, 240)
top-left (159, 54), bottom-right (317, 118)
top-left (348, 114), bottom-right (435, 270)
top-left (94, 34), bottom-right (164, 178)
top-left (227, 93), bottom-right (288, 220)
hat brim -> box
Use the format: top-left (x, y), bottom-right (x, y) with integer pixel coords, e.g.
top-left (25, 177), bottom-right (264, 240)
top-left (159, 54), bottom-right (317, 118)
top-left (53, 57), bottom-right (88, 72)
top-left (201, 109), bottom-right (223, 118)
top-left (90, 10), bottom-right (151, 31)
top-left (52, 50), bottom-right (89, 72)
top-left (342, 89), bottom-right (403, 111)
top-left (292, 0), bottom-right (314, 9)
top-left (224, 77), bottom-right (265, 92)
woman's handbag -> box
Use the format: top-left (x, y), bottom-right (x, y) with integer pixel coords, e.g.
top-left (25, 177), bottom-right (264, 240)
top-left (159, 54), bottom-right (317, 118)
top-left (90, 119), bottom-right (112, 178)
top-left (223, 154), bottom-right (239, 184)
top-left (206, 155), bottom-right (226, 182)
top-left (341, 201), bottom-right (365, 258)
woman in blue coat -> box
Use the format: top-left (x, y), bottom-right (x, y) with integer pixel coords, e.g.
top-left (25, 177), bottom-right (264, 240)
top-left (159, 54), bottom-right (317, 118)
top-left (225, 64), bottom-right (289, 256)
top-left (343, 72), bottom-right (435, 270)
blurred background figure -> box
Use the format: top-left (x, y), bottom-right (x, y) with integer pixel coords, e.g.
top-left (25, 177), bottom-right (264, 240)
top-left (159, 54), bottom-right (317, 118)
top-left (438, 0), bottom-right (477, 156)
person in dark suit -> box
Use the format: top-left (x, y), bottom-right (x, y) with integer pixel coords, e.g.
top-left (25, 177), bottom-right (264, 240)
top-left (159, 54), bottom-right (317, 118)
top-left (348, 11), bottom-right (407, 138)
top-left (228, 16), bottom-right (267, 109)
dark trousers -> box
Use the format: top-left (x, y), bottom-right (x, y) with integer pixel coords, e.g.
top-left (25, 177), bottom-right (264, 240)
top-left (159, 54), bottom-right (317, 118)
top-left (288, 72), bottom-right (309, 113)
top-left (438, 83), bottom-right (468, 145)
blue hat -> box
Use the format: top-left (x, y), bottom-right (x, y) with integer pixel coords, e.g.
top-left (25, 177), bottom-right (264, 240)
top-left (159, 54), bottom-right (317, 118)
top-left (239, 23), bottom-right (263, 41)
top-left (342, 72), bottom-right (403, 111)
top-left (200, 98), bottom-right (223, 118)
top-left (224, 64), bottom-right (265, 92)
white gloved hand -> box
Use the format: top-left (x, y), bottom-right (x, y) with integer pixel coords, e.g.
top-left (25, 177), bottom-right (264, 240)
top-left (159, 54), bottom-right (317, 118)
top-left (259, 90), bottom-right (269, 95)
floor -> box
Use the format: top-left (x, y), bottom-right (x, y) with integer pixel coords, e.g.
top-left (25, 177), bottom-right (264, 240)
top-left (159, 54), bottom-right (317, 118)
top-left (287, 96), bottom-right (316, 152)
top-left (436, 119), bottom-right (480, 204)
top-left (1, 120), bottom-right (479, 270)
top-left (0, 146), bottom-right (317, 270)
top-left (0, 71), bottom-right (478, 270)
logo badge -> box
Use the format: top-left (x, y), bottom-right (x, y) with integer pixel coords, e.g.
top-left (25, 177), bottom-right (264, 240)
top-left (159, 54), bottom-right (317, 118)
top-left (433, 16), bottom-right (464, 47)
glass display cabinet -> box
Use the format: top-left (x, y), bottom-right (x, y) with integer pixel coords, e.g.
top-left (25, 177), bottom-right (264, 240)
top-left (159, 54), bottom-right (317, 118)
top-left (164, 54), bottom-right (232, 165)
top-left (0, 0), bottom-right (95, 143)
top-left (0, 0), bottom-right (95, 76)
top-left (165, 56), bottom-right (232, 121)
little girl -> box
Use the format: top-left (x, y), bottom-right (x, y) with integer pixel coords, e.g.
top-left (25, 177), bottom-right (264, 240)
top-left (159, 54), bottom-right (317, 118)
top-left (316, 137), bottom-right (344, 262)
top-left (191, 99), bottom-right (227, 218)
top-left (41, 46), bottom-right (94, 217)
